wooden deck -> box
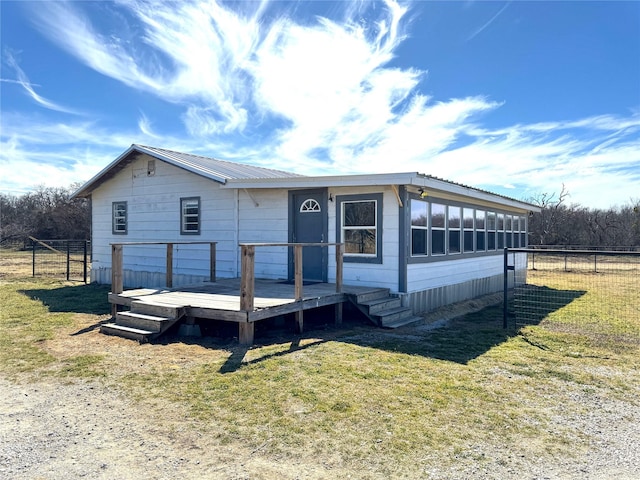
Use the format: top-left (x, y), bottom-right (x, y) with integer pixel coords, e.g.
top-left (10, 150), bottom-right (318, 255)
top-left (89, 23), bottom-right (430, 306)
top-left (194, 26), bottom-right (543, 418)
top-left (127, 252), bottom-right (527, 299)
top-left (106, 241), bottom-right (396, 344)
top-left (109, 278), bottom-right (382, 323)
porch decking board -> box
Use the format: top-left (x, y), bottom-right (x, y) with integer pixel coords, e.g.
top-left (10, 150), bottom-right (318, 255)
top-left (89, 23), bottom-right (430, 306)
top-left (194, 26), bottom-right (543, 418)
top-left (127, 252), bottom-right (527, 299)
top-left (109, 278), bottom-right (377, 324)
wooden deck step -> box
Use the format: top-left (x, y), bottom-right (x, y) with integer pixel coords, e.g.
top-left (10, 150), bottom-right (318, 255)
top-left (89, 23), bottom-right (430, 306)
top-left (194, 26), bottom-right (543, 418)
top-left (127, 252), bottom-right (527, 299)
top-left (100, 323), bottom-right (154, 342)
top-left (103, 300), bottom-right (187, 342)
top-left (352, 288), bottom-right (390, 304)
top-left (359, 296), bottom-right (402, 315)
top-left (131, 300), bottom-right (185, 318)
top-left (116, 311), bottom-right (174, 333)
top-left (381, 315), bottom-right (423, 329)
top-left (348, 289), bottom-right (421, 329)
top-left (375, 306), bottom-right (416, 326)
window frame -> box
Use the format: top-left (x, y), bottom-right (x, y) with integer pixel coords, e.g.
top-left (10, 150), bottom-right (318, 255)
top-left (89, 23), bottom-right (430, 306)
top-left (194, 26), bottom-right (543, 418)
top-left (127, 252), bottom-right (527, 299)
top-left (180, 196), bottom-right (201, 235)
top-left (407, 194), bottom-right (528, 262)
top-left (112, 201), bottom-right (127, 235)
top-left (463, 207), bottom-right (475, 253)
top-left (336, 194), bottom-right (383, 264)
top-left (410, 198), bottom-right (429, 257)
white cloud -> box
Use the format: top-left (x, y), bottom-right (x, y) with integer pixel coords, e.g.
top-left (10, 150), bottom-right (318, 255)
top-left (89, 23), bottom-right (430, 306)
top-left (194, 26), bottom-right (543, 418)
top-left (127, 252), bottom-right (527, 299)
top-left (2, 50), bottom-right (84, 115)
top-left (3, 0), bottom-right (637, 209)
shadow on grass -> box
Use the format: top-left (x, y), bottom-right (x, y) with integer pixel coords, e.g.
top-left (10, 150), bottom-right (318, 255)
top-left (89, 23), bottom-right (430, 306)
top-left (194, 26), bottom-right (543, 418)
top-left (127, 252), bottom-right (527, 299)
top-left (217, 337), bottom-right (328, 373)
top-left (18, 282), bottom-right (586, 368)
top-left (512, 285), bottom-right (586, 327)
top-left (20, 283), bottom-right (112, 315)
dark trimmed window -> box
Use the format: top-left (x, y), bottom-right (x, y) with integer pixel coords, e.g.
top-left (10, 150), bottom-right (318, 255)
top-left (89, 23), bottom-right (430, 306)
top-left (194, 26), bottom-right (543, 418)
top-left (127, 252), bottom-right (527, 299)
top-left (476, 210), bottom-right (486, 251)
top-left (448, 206), bottom-right (461, 254)
top-left (181, 197), bottom-right (200, 235)
top-left (112, 201), bottom-right (127, 234)
top-left (431, 203), bottom-right (446, 255)
top-left (411, 199), bottom-right (428, 256)
top-left (487, 211), bottom-right (496, 250)
top-left (497, 213), bottom-right (505, 249)
top-left (337, 194), bottom-right (383, 263)
top-left (463, 208), bottom-right (474, 252)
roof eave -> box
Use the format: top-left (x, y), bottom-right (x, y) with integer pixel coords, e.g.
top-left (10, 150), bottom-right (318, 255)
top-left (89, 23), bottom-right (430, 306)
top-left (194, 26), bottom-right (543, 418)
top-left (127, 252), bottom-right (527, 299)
top-left (225, 172), bottom-right (540, 212)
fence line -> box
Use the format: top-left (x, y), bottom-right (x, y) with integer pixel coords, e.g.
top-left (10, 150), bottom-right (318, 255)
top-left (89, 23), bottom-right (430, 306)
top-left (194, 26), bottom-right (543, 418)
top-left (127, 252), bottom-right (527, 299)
top-left (504, 248), bottom-right (640, 341)
top-left (30, 238), bottom-right (91, 282)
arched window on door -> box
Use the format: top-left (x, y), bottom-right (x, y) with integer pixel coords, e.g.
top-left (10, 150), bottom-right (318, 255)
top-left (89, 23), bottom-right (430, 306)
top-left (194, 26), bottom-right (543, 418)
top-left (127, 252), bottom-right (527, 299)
top-left (300, 199), bottom-right (321, 212)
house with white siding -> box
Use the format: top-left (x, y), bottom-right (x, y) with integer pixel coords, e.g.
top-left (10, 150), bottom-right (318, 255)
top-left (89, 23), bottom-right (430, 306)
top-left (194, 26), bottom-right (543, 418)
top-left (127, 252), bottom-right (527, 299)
top-left (74, 144), bottom-right (538, 341)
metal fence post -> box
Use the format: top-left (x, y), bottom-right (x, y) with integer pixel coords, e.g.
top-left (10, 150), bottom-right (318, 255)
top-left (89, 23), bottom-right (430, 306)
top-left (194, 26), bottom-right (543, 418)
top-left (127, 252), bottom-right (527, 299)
top-left (83, 240), bottom-right (88, 284)
top-left (503, 248), bottom-right (508, 329)
top-left (32, 239), bottom-right (36, 277)
top-left (66, 240), bottom-right (70, 281)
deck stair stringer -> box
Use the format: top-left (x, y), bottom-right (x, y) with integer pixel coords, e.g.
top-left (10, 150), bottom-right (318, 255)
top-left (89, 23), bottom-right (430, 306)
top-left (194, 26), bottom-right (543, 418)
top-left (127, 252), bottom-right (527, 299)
top-left (101, 300), bottom-right (187, 342)
top-left (348, 288), bottom-right (422, 329)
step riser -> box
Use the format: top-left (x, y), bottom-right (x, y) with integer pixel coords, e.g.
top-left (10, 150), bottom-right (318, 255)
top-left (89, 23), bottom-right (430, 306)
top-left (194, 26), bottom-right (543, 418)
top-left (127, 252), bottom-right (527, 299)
top-left (355, 289), bottom-right (390, 304)
top-left (366, 299), bottom-right (402, 314)
top-left (376, 309), bottom-right (414, 325)
top-left (116, 314), bottom-right (168, 333)
top-left (101, 324), bottom-right (149, 342)
top-left (382, 316), bottom-right (422, 329)
top-left (131, 301), bottom-right (184, 318)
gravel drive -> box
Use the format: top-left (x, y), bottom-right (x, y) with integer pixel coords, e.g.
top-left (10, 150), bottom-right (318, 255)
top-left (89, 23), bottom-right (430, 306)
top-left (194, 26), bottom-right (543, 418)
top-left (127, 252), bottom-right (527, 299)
top-left (2, 369), bottom-right (639, 479)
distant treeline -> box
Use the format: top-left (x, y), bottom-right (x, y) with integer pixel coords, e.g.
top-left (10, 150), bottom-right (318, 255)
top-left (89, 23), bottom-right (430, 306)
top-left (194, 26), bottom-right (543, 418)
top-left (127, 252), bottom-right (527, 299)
top-left (0, 183), bottom-right (638, 248)
top-left (527, 186), bottom-right (640, 247)
top-left (0, 184), bottom-right (90, 243)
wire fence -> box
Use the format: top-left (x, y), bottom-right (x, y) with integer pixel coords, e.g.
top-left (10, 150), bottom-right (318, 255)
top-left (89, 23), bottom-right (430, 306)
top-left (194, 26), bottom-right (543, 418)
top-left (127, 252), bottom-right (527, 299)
top-left (0, 238), bottom-right (91, 282)
top-left (506, 248), bottom-right (640, 342)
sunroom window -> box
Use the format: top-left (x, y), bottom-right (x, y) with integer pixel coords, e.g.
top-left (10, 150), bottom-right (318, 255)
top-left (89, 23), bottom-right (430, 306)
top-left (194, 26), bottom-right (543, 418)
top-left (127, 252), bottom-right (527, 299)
top-left (448, 206), bottom-right (461, 254)
top-left (411, 199), bottom-right (428, 256)
top-left (463, 208), bottom-right (474, 252)
top-left (431, 203), bottom-right (446, 255)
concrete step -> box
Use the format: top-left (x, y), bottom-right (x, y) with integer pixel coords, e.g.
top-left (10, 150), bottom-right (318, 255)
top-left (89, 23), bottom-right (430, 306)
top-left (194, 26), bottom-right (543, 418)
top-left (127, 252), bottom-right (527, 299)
top-left (375, 306), bottom-right (416, 326)
top-left (381, 315), bottom-right (423, 329)
top-left (100, 323), bottom-right (154, 342)
top-left (353, 288), bottom-right (390, 304)
top-left (130, 300), bottom-right (185, 318)
top-left (116, 311), bottom-right (173, 333)
top-left (360, 296), bottom-right (402, 315)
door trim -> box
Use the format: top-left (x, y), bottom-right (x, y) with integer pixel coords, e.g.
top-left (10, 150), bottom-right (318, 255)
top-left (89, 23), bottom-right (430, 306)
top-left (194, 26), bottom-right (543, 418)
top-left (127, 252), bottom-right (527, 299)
top-left (288, 188), bottom-right (329, 282)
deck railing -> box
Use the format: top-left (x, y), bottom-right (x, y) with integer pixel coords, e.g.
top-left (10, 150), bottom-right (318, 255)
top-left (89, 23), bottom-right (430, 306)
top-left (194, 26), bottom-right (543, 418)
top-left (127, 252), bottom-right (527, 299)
top-left (110, 241), bottom-right (344, 344)
top-left (238, 242), bottom-right (344, 343)
top-left (110, 241), bottom-right (217, 316)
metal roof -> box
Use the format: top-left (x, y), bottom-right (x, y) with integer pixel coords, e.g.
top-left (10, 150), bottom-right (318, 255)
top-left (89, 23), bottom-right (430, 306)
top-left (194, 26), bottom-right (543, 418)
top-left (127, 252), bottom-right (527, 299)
top-left (73, 144), bottom-right (302, 197)
top-left (137, 145), bottom-right (303, 181)
top-left (72, 144), bottom-right (540, 212)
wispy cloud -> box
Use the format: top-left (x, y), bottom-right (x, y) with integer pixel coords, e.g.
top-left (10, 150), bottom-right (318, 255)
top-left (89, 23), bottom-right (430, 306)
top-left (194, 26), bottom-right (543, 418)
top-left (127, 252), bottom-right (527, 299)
top-left (467, 1), bottom-right (511, 41)
top-left (2, 50), bottom-right (84, 115)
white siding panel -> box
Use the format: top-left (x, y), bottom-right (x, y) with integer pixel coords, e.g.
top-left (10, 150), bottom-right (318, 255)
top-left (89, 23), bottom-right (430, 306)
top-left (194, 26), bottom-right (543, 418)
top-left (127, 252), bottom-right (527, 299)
top-left (237, 190), bottom-right (289, 280)
top-left (91, 155), bottom-right (239, 284)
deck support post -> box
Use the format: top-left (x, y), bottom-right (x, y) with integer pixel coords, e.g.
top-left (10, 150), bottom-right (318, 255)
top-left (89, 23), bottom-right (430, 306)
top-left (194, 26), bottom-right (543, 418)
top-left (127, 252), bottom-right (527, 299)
top-left (294, 245), bottom-right (304, 333)
top-left (166, 243), bottom-right (173, 288)
top-left (239, 322), bottom-right (255, 345)
top-left (335, 243), bottom-right (343, 325)
top-left (210, 242), bottom-right (216, 282)
top-left (240, 245), bottom-right (256, 344)
top-left (111, 244), bottom-right (123, 318)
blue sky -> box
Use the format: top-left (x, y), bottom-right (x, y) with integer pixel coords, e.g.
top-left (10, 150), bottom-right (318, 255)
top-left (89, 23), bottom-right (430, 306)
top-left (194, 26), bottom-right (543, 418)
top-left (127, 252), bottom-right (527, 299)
top-left (1, 0), bottom-right (639, 209)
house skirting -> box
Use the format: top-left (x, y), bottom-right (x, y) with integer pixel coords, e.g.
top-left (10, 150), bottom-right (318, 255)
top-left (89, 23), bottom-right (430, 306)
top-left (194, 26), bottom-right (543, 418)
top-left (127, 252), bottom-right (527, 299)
top-left (91, 267), bottom-right (211, 289)
top-left (400, 271), bottom-right (525, 315)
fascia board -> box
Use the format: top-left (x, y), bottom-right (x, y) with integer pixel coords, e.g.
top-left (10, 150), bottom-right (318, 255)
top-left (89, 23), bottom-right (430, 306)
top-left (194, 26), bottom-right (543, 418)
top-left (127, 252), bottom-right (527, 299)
top-left (71, 144), bottom-right (139, 198)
